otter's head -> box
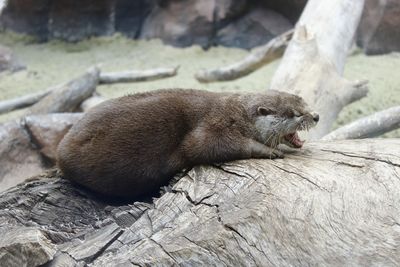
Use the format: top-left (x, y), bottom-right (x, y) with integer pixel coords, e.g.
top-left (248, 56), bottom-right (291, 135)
top-left (251, 90), bottom-right (319, 149)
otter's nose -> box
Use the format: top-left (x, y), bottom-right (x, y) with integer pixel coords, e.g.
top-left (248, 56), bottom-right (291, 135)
top-left (312, 113), bottom-right (319, 123)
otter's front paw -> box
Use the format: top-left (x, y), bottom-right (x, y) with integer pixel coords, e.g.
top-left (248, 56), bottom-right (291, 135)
top-left (269, 149), bottom-right (284, 159)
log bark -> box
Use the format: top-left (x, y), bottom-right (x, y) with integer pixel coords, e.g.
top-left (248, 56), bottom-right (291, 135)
top-left (322, 105), bottom-right (400, 141)
top-left (28, 67), bottom-right (100, 115)
top-left (0, 90), bottom-right (51, 115)
top-left (99, 66), bottom-right (179, 84)
top-left (195, 30), bottom-right (293, 83)
top-left (1, 139), bottom-right (400, 266)
top-left (271, 0), bottom-right (368, 140)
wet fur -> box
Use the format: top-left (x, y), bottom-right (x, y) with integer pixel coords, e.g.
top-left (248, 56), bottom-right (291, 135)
top-left (57, 89), bottom-right (315, 198)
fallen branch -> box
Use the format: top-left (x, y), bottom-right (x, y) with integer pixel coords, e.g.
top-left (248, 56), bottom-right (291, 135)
top-left (80, 94), bottom-right (106, 112)
top-left (0, 89), bottom-right (51, 115)
top-left (99, 66), bottom-right (179, 84)
top-left (28, 67), bottom-right (100, 115)
top-left (322, 105), bottom-right (400, 140)
top-left (195, 30), bottom-right (293, 83)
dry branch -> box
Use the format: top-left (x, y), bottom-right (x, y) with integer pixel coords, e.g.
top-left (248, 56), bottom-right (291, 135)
top-left (195, 30), bottom-right (293, 83)
top-left (1, 139), bottom-right (400, 266)
top-left (99, 66), bottom-right (179, 84)
top-left (322, 105), bottom-right (400, 140)
top-left (0, 90), bottom-right (51, 115)
top-left (28, 67), bottom-right (100, 115)
top-left (80, 94), bottom-right (106, 112)
top-left (271, 0), bottom-right (367, 140)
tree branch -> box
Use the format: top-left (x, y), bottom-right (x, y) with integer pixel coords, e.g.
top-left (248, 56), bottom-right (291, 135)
top-left (195, 30), bottom-right (293, 83)
top-left (322, 105), bottom-right (400, 140)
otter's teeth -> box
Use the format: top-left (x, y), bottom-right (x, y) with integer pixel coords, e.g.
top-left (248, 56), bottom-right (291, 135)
top-left (284, 132), bottom-right (304, 148)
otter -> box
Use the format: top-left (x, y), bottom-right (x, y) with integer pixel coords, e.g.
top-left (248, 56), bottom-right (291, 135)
top-left (57, 89), bottom-right (318, 198)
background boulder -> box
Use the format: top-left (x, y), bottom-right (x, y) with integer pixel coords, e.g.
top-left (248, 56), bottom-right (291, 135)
top-left (1, 0), bottom-right (399, 53)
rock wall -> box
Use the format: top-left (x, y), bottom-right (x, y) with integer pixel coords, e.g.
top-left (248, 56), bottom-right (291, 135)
top-left (1, 0), bottom-right (399, 53)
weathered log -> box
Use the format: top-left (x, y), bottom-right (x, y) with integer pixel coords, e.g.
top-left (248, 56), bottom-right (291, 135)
top-left (0, 113), bottom-right (83, 192)
top-left (0, 89), bottom-right (51, 115)
top-left (28, 67), bottom-right (100, 115)
top-left (80, 94), bottom-right (106, 112)
top-left (322, 105), bottom-right (400, 141)
top-left (99, 66), bottom-right (179, 84)
top-left (271, 0), bottom-right (368, 139)
top-left (24, 113), bottom-right (83, 162)
top-left (195, 30), bottom-right (293, 83)
top-left (0, 120), bottom-right (44, 192)
top-left (1, 139), bottom-right (400, 266)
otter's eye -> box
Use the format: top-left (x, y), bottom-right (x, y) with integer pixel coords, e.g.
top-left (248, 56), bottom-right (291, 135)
top-left (257, 107), bottom-right (275, 116)
top-left (286, 110), bottom-right (294, 118)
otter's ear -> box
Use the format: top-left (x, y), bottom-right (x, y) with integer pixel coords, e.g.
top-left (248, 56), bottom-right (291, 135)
top-left (257, 107), bottom-right (275, 116)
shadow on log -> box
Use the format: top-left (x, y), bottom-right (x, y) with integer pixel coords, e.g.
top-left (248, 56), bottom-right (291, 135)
top-left (1, 139), bottom-right (399, 266)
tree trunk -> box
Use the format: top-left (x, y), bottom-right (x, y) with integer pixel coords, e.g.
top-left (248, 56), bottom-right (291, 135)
top-left (271, 0), bottom-right (368, 139)
top-left (1, 139), bottom-right (400, 266)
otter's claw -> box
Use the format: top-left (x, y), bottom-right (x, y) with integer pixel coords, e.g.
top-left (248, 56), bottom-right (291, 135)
top-left (269, 149), bottom-right (284, 159)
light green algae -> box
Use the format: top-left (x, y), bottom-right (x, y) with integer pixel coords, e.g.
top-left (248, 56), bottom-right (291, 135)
top-left (0, 32), bottom-right (399, 136)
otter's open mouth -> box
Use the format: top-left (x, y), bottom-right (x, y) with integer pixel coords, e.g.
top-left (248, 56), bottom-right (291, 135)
top-left (283, 132), bottom-right (304, 148)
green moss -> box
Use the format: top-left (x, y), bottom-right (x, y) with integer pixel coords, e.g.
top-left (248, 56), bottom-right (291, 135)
top-left (0, 32), bottom-right (399, 137)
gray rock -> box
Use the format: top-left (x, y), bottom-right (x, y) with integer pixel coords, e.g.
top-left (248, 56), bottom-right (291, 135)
top-left (140, 0), bottom-right (247, 48)
top-left (0, 0), bottom-right (50, 41)
top-left (357, 0), bottom-right (400, 55)
top-left (48, 0), bottom-right (114, 42)
top-left (216, 8), bottom-right (293, 49)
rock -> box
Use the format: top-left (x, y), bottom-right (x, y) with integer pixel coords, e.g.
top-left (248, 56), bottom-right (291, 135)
top-left (216, 7), bottom-right (293, 49)
top-left (48, 0), bottom-right (114, 42)
top-left (24, 113), bottom-right (83, 163)
top-left (0, 0), bottom-right (50, 40)
top-left (0, 120), bottom-right (44, 192)
top-left (0, 227), bottom-right (56, 267)
top-left (258, 0), bottom-right (307, 23)
top-left (0, 45), bottom-right (26, 73)
top-left (357, 0), bottom-right (400, 55)
top-left (140, 0), bottom-right (248, 48)
top-left (115, 0), bottom-right (155, 38)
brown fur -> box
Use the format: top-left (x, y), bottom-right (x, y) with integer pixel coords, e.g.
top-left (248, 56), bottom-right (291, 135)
top-left (57, 89), bottom-right (316, 198)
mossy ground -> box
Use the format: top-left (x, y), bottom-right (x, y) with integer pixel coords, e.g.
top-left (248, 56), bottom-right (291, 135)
top-left (0, 32), bottom-right (399, 136)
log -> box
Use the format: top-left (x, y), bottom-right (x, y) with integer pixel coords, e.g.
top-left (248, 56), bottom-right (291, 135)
top-left (195, 30), bottom-right (293, 83)
top-left (80, 94), bottom-right (106, 112)
top-left (270, 0), bottom-right (368, 139)
top-left (0, 113), bottom-right (83, 192)
top-left (1, 139), bottom-right (400, 266)
top-left (322, 105), bottom-right (400, 141)
top-left (99, 66), bottom-right (179, 84)
top-left (0, 90), bottom-right (51, 115)
top-left (28, 67), bottom-right (100, 114)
